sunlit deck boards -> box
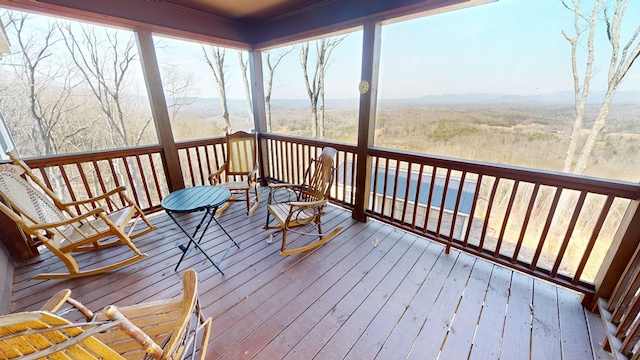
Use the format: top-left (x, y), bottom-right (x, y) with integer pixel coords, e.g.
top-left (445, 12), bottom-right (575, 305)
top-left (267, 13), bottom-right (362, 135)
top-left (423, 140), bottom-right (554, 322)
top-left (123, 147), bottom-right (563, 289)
top-left (10, 195), bottom-right (611, 359)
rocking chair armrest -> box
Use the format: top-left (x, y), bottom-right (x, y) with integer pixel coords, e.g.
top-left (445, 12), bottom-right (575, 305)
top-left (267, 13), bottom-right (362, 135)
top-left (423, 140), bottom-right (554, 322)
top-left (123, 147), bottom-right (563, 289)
top-left (40, 289), bottom-right (72, 312)
top-left (268, 183), bottom-right (302, 190)
top-left (103, 305), bottom-right (164, 358)
top-left (248, 164), bottom-right (259, 180)
top-left (61, 186), bottom-right (128, 207)
top-left (288, 199), bottom-right (327, 208)
top-left (28, 207), bottom-right (106, 231)
top-left (40, 289), bottom-right (96, 320)
top-left (208, 165), bottom-right (226, 185)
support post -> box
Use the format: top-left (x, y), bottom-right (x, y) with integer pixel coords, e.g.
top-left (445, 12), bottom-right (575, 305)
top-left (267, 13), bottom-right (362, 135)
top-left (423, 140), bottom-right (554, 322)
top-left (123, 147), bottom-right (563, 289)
top-left (353, 19), bottom-right (381, 222)
top-left (135, 28), bottom-right (185, 192)
top-left (249, 50), bottom-right (269, 186)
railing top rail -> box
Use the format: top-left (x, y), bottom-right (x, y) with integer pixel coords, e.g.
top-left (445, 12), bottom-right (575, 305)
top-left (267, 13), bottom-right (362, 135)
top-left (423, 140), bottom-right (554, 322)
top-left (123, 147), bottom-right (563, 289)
top-left (12, 145), bottom-right (164, 168)
top-left (370, 147), bottom-right (640, 200)
top-left (176, 137), bottom-right (226, 149)
top-left (261, 133), bottom-right (357, 153)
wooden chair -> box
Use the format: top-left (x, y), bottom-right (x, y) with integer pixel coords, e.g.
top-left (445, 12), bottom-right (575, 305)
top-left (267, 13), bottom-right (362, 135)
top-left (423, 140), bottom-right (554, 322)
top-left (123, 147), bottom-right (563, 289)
top-left (0, 269), bottom-right (212, 359)
top-left (0, 152), bottom-right (156, 279)
top-left (265, 147), bottom-right (343, 256)
top-left (208, 131), bottom-right (261, 215)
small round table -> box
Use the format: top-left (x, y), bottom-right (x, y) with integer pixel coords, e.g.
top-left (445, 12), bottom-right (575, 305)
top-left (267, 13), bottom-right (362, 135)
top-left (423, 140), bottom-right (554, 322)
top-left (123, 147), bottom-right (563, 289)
top-left (162, 186), bottom-right (239, 274)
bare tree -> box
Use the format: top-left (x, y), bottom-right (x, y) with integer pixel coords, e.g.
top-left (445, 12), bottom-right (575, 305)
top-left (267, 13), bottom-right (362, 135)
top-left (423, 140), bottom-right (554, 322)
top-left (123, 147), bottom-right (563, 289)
top-left (2, 12), bottom-right (87, 156)
top-left (562, 0), bottom-right (640, 174)
top-left (202, 45), bottom-right (231, 133)
top-left (59, 23), bottom-right (153, 148)
top-left (300, 36), bottom-right (346, 139)
top-left (161, 64), bottom-right (196, 123)
top-left (237, 50), bottom-right (253, 125)
top-left (264, 47), bottom-right (294, 132)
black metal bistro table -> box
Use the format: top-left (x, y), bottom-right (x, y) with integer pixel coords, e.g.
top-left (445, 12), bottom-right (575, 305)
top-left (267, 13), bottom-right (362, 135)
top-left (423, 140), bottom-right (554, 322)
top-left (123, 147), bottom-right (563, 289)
top-left (162, 186), bottom-right (239, 274)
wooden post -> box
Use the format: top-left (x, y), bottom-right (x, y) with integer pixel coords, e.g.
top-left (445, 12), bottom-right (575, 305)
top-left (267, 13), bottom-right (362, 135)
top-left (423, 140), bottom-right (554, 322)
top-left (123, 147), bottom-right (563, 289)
top-left (591, 200), bottom-right (640, 309)
top-left (249, 50), bottom-right (269, 186)
top-left (135, 28), bottom-right (185, 192)
top-left (353, 18), bottom-right (381, 222)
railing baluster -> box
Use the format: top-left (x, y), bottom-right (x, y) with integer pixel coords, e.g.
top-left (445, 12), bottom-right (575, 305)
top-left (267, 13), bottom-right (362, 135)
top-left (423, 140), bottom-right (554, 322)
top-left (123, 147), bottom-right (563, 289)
top-left (551, 191), bottom-right (588, 277)
top-left (92, 160), bottom-right (113, 211)
top-left (422, 166), bottom-right (437, 233)
top-left (463, 174), bottom-right (483, 246)
top-left (121, 156), bottom-right (142, 207)
top-left (135, 155), bottom-right (152, 208)
top-left (479, 177), bottom-right (500, 251)
top-left (147, 154), bottom-right (163, 204)
top-left (573, 195), bottom-right (615, 284)
top-left (495, 180), bottom-right (519, 257)
top-left (371, 156), bottom-right (380, 213)
top-left (195, 146), bottom-right (205, 185)
top-left (76, 163), bottom-right (93, 200)
top-left (436, 168), bottom-right (452, 240)
top-left (450, 171), bottom-right (467, 242)
top-left (400, 162), bottom-right (412, 224)
top-left (531, 187), bottom-right (563, 270)
top-left (411, 164), bottom-right (425, 229)
top-left (391, 159), bottom-right (401, 221)
top-left (512, 182), bottom-right (540, 263)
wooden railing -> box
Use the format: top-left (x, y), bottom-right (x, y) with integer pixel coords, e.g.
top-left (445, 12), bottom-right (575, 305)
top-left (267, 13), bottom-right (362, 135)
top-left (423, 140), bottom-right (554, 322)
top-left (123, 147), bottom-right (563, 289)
top-left (24, 146), bottom-right (168, 213)
top-left (15, 133), bottom-right (640, 302)
top-left (261, 133), bottom-right (640, 299)
top-left (176, 138), bottom-right (226, 187)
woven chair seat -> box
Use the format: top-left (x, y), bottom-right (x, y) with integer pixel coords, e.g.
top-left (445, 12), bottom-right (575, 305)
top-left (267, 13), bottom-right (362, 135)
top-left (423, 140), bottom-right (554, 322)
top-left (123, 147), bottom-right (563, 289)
top-left (60, 206), bottom-right (136, 249)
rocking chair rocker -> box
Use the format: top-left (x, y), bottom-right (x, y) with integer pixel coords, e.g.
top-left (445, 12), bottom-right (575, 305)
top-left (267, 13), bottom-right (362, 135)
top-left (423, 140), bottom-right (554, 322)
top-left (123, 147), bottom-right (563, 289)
top-left (265, 147), bottom-right (343, 256)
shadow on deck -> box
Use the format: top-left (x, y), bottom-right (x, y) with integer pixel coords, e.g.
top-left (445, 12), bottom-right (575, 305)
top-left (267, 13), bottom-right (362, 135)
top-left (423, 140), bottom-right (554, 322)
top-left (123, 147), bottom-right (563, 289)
top-left (10, 190), bottom-right (611, 359)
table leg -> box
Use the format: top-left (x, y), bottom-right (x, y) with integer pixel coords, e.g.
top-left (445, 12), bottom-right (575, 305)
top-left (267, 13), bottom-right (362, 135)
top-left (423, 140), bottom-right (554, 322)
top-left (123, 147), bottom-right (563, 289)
top-left (169, 210), bottom-right (225, 274)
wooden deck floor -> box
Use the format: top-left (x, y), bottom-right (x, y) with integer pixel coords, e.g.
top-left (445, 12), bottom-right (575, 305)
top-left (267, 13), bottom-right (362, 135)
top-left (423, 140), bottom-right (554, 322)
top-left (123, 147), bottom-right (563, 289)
top-left (10, 195), bottom-right (612, 359)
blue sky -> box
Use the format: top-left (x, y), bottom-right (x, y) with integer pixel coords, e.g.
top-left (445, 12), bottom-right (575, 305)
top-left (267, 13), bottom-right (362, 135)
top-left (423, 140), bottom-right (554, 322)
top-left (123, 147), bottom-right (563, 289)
top-left (267, 0), bottom-right (640, 100)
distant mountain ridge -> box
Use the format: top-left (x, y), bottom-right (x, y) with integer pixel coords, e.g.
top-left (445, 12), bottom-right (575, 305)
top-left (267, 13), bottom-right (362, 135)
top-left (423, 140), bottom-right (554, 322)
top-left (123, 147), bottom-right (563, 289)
top-left (413, 90), bottom-right (640, 105)
top-left (175, 90), bottom-right (639, 109)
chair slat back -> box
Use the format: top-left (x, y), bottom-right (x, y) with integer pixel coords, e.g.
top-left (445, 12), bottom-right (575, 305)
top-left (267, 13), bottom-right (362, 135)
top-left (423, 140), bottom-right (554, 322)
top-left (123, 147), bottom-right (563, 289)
top-left (300, 147), bottom-right (337, 202)
top-left (0, 311), bottom-right (123, 359)
top-left (0, 165), bottom-right (68, 227)
top-left (226, 131), bottom-right (257, 176)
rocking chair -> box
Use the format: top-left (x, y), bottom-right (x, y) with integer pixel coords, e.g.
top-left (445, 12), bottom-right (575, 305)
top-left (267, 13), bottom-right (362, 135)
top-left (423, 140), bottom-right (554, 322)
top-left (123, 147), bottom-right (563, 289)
top-left (265, 147), bottom-right (343, 256)
top-left (208, 131), bottom-right (261, 215)
top-left (0, 269), bottom-right (212, 359)
top-left (0, 152), bottom-right (156, 279)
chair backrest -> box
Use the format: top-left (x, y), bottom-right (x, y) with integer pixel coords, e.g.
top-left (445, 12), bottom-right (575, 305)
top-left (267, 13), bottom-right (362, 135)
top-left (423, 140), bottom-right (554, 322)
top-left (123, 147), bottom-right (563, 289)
top-left (0, 164), bottom-right (68, 228)
top-left (0, 311), bottom-right (124, 359)
top-left (299, 147), bottom-right (337, 202)
top-left (225, 131), bottom-right (258, 176)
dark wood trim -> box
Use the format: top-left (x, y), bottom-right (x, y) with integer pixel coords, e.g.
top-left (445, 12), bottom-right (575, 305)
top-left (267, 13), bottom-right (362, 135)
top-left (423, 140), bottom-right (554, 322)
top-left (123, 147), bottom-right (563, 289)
top-left (251, 0), bottom-right (487, 49)
top-left (135, 28), bottom-right (185, 192)
top-left (0, 0), bottom-right (251, 49)
top-left (353, 18), bottom-right (381, 222)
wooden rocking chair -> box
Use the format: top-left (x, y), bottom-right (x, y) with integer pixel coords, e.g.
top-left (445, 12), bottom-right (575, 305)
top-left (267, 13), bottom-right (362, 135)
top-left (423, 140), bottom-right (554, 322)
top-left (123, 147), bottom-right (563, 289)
top-left (0, 152), bottom-right (156, 279)
top-left (265, 147), bottom-right (343, 256)
top-left (208, 131), bottom-right (261, 215)
top-left (0, 269), bottom-right (212, 359)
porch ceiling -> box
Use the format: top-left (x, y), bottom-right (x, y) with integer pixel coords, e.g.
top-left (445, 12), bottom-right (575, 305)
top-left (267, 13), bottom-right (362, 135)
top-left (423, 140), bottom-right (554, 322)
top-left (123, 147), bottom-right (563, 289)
top-left (0, 0), bottom-right (495, 48)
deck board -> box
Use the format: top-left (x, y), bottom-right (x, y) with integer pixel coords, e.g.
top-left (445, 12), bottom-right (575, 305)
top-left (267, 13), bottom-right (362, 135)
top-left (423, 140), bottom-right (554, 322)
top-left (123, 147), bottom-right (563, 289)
top-left (8, 191), bottom-right (611, 360)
